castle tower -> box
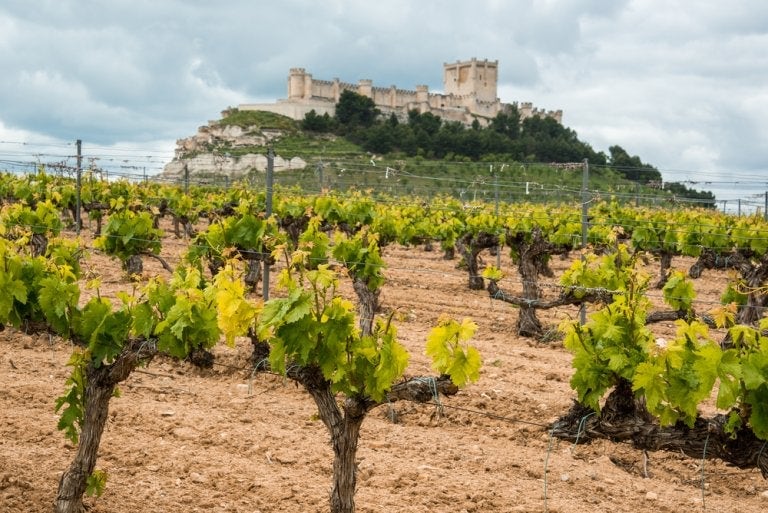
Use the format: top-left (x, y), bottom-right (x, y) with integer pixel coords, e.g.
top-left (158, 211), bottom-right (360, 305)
top-left (288, 68), bottom-right (311, 100)
top-left (443, 58), bottom-right (498, 102)
top-left (358, 79), bottom-right (373, 98)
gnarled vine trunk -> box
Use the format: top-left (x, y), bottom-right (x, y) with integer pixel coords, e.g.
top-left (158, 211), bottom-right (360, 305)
top-left (244, 259), bottom-right (262, 290)
top-left (55, 340), bottom-right (154, 513)
top-left (289, 366), bottom-right (364, 513)
top-left (653, 250), bottom-right (673, 289)
top-left (689, 248), bottom-right (768, 326)
top-left (275, 359), bottom-right (459, 513)
top-left (172, 216), bottom-right (196, 239)
top-left (456, 231), bottom-right (498, 290)
top-left (352, 279), bottom-right (380, 337)
top-left (509, 227), bottom-right (564, 338)
top-left (30, 233), bottom-right (48, 257)
top-left (552, 379), bottom-right (768, 476)
top-left (124, 254), bottom-right (143, 277)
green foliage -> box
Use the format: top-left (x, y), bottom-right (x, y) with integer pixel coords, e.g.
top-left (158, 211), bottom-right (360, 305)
top-left (218, 108), bottom-right (298, 131)
top-left (561, 246), bottom-right (654, 410)
top-left (85, 469), bottom-right (108, 497)
top-left (0, 237), bottom-right (81, 332)
top-left (661, 270), bottom-right (696, 312)
top-left (0, 239), bottom-right (30, 327)
top-left (259, 263), bottom-right (409, 401)
top-left (425, 316), bottom-right (481, 387)
top-left (296, 217), bottom-right (330, 269)
top-left (562, 245), bottom-right (768, 440)
top-left (302, 109), bottom-right (337, 132)
top-left (355, 317), bottom-right (410, 402)
top-left (53, 265), bottom-right (223, 450)
top-left (45, 237), bottom-right (84, 277)
top-left (54, 350), bottom-right (88, 444)
top-left (608, 145), bottom-right (661, 183)
top-left (331, 228), bottom-right (385, 291)
top-left (721, 281), bottom-right (748, 307)
top-left (560, 244), bottom-right (635, 300)
top-left (335, 90), bottom-right (380, 130)
top-left (94, 207), bottom-right (162, 264)
top-left (76, 296), bottom-right (132, 366)
top-left (187, 199), bottom-right (281, 270)
top-left (148, 267), bottom-right (221, 359)
top-left (38, 269), bottom-right (80, 336)
top-left (212, 262), bottom-right (258, 346)
top-left (482, 266), bottom-right (504, 282)
top-left (632, 321), bottom-right (720, 427)
top-left (731, 320), bottom-right (768, 440)
top-left (2, 199), bottom-right (63, 237)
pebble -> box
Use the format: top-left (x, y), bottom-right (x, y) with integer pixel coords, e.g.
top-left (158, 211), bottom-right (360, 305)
top-left (645, 491), bottom-right (658, 501)
top-left (189, 472), bottom-right (207, 483)
top-left (760, 490), bottom-right (768, 500)
top-left (560, 472), bottom-right (570, 482)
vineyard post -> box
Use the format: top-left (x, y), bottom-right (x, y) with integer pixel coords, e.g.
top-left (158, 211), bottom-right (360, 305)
top-left (492, 164), bottom-right (501, 268)
top-left (764, 191), bottom-right (767, 221)
top-left (263, 146), bottom-right (274, 300)
top-left (76, 139), bottom-right (82, 235)
top-left (580, 158), bottom-right (589, 324)
top-left (183, 163), bottom-right (189, 195)
top-left (316, 160), bottom-right (324, 190)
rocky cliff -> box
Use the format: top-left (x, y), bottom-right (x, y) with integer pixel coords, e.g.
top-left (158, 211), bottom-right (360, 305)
top-left (161, 112), bottom-right (307, 180)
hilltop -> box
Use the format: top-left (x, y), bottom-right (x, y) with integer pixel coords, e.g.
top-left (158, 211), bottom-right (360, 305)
top-left (161, 101), bottom-right (714, 206)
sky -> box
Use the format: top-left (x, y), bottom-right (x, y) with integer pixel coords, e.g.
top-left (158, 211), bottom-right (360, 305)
top-left (1, 0), bottom-right (767, 204)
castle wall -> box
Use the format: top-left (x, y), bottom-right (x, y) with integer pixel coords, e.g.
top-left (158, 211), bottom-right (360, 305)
top-left (242, 59), bottom-right (560, 126)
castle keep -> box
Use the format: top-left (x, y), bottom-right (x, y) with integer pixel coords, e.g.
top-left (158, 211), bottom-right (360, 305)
top-left (239, 58), bottom-right (562, 126)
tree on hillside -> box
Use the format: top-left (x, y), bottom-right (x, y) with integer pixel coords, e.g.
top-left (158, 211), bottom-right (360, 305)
top-left (608, 145), bottom-right (662, 183)
top-left (302, 109), bottom-right (337, 132)
top-left (335, 90), bottom-right (380, 131)
top-left (489, 106), bottom-right (521, 139)
top-left (408, 110), bottom-right (442, 136)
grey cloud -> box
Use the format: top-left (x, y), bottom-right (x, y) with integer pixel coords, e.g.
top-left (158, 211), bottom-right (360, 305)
top-left (0, 0), bottom-right (766, 182)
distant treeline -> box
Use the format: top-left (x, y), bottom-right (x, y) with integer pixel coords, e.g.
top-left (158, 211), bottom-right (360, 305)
top-left (302, 90), bottom-right (714, 204)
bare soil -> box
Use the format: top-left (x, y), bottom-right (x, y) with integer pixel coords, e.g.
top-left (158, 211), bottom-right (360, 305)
top-left (1, 223), bottom-right (766, 513)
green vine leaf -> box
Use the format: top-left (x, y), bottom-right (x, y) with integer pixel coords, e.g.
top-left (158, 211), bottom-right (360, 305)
top-left (54, 349), bottom-right (89, 444)
top-left (85, 469), bottom-right (108, 497)
top-left (425, 316), bottom-right (481, 387)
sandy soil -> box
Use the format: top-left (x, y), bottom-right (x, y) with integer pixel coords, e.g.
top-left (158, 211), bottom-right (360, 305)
top-left (2, 222), bottom-right (767, 513)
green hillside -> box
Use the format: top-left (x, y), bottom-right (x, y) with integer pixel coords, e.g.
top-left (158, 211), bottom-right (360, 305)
top-left (191, 102), bottom-right (715, 207)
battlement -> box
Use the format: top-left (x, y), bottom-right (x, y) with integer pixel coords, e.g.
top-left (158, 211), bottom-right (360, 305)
top-left (241, 59), bottom-right (562, 127)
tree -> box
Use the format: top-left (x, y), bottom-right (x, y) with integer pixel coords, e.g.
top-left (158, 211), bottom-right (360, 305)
top-left (302, 109), bottom-right (337, 132)
top-left (335, 90), bottom-right (380, 131)
top-left (608, 145), bottom-right (662, 183)
top-left (407, 110), bottom-right (442, 135)
top-left (489, 106), bottom-right (520, 139)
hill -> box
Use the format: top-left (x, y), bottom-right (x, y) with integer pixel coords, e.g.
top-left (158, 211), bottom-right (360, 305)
top-left (161, 103), bottom-right (715, 207)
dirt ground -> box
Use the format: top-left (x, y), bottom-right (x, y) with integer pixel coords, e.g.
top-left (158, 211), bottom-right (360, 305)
top-left (2, 222), bottom-right (767, 513)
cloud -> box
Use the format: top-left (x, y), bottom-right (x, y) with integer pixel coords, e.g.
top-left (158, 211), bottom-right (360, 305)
top-left (0, 0), bottom-right (766, 185)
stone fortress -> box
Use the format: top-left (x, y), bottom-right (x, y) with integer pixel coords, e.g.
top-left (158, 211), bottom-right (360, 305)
top-left (239, 58), bottom-right (562, 126)
top-left (163, 58), bottom-right (562, 178)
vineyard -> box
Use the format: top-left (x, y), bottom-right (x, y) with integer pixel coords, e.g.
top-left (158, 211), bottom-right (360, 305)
top-left (3, 167), bottom-right (768, 513)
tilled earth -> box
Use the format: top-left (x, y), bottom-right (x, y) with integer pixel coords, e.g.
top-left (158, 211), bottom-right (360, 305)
top-left (1, 225), bottom-right (766, 513)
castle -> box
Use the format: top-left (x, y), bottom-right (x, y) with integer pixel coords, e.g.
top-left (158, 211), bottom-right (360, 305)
top-left (239, 58), bottom-right (562, 126)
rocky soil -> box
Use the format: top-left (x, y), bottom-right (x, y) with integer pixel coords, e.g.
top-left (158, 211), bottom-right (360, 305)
top-left (1, 222), bottom-right (766, 513)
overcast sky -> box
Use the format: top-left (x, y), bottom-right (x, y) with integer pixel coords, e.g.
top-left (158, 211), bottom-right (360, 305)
top-left (1, 0), bottom-right (766, 198)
